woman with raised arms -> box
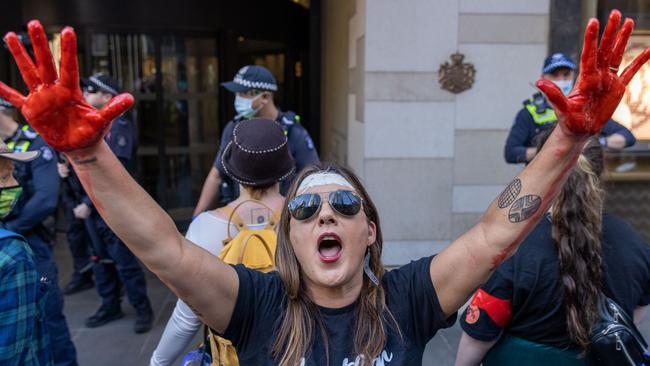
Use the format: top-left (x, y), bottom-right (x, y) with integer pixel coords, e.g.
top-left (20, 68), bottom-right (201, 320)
top-left (0, 10), bottom-right (648, 366)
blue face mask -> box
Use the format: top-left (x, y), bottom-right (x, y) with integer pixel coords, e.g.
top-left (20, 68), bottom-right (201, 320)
top-left (234, 93), bottom-right (263, 119)
top-left (552, 79), bottom-right (573, 96)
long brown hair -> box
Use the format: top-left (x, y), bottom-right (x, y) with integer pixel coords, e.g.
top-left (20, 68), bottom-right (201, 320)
top-left (271, 163), bottom-right (400, 365)
top-left (537, 129), bottom-right (605, 349)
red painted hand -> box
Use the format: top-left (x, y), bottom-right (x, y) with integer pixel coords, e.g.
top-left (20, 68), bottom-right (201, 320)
top-left (0, 21), bottom-right (133, 152)
top-left (537, 10), bottom-right (650, 137)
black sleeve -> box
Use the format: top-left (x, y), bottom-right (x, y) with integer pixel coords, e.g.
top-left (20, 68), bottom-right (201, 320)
top-left (459, 262), bottom-right (514, 342)
top-left (222, 265), bottom-right (284, 353)
top-left (504, 109), bottom-right (534, 164)
top-left (601, 119), bottom-right (636, 147)
top-left (602, 214), bottom-right (650, 307)
top-left (383, 256), bottom-right (457, 348)
top-left (214, 121), bottom-right (237, 175)
top-left (288, 125), bottom-right (320, 173)
top-left (641, 283), bottom-right (650, 307)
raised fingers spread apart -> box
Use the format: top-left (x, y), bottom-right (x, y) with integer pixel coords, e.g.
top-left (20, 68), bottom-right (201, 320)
top-left (597, 10), bottom-right (621, 70)
top-left (98, 94), bottom-right (135, 123)
top-left (536, 79), bottom-right (568, 114)
top-left (3, 32), bottom-right (40, 90)
top-left (610, 18), bottom-right (634, 71)
top-left (3, 20), bottom-right (60, 92)
top-left (620, 48), bottom-right (650, 85)
top-left (27, 20), bottom-right (58, 86)
top-left (0, 82), bottom-right (26, 108)
top-left (608, 13), bottom-right (650, 85)
top-left (580, 19), bottom-right (600, 76)
top-left (59, 27), bottom-right (79, 90)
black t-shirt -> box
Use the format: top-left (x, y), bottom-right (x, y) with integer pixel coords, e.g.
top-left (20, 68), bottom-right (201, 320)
top-left (460, 213), bottom-right (650, 348)
top-left (223, 256), bottom-right (456, 365)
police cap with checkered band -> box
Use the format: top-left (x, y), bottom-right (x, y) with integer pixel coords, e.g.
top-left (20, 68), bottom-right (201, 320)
top-left (221, 65), bottom-right (278, 93)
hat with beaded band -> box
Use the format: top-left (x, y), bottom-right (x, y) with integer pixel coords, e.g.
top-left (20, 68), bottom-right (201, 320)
top-left (220, 118), bottom-right (295, 187)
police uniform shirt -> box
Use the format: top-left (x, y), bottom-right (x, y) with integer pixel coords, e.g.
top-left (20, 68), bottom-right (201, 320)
top-left (213, 111), bottom-right (320, 181)
top-left (105, 116), bottom-right (137, 173)
top-left (504, 93), bottom-right (636, 164)
top-left (58, 152), bottom-right (92, 211)
top-left (4, 126), bottom-right (60, 235)
top-left (459, 214), bottom-right (650, 348)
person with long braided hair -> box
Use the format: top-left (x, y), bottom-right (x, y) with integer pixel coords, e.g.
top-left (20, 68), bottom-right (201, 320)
top-left (455, 129), bottom-right (650, 365)
top-left (0, 10), bottom-right (649, 366)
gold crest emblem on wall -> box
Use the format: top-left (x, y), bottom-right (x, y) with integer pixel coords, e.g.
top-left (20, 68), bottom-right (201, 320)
top-left (438, 52), bottom-right (475, 94)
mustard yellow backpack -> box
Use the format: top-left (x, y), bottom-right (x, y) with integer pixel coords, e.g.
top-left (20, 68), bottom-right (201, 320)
top-left (203, 200), bottom-right (280, 366)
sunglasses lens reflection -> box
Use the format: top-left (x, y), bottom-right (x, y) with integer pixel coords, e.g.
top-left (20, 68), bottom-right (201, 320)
top-left (288, 193), bottom-right (321, 220)
top-left (330, 190), bottom-right (362, 216)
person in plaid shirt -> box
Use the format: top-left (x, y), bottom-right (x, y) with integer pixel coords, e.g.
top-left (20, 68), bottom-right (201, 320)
top-left (0, 138), bottom-right (52, 366)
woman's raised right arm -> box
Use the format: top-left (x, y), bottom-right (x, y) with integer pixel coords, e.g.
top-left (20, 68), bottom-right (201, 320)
top-left (69, 142), bottom-right (239, 332)
top-left (0, 21), bottom-right (238, 333)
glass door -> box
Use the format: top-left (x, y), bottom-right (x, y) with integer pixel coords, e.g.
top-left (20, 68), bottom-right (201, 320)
top-left (159, 36), bottom-right (220, 221)
top-left (82, 32), bottom-right (220, 224)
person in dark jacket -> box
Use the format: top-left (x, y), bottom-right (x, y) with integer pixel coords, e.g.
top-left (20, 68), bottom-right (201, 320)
top-left (80, 74), bottom-right (154, 333)
top-left (0, 139), bottom-right (54, 366)
top-left (58, 153), bottom-right (95, 295)
top-left (193, 65), bottom-right (319, 216)
top-left (0, 98), bottom-right (78, 366)
top-left (457, 131), bottom-right (650, 366)
top-left (504, 53), bottom-right (636, 164)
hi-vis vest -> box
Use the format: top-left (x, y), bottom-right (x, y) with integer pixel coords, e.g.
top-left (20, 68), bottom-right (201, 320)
top-left (524, 95), bottom-right (557, 125)
top-left (7, 125), bottom-right (34, 152)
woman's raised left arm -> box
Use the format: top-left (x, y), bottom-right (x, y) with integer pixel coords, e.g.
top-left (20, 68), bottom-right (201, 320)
top-left (430, 10), bottom-right (650, 317)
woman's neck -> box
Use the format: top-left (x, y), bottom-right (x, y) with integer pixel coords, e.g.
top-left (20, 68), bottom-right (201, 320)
top-left (306, 272), bottom-right (365, 309)
top-left (237, 183), bottom-right (281, 201)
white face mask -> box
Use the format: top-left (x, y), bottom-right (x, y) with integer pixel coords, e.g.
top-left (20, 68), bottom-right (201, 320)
top-left (552, 79), bottom-right (573, 96)
top-left (234, 93), bottom-right (263, 119)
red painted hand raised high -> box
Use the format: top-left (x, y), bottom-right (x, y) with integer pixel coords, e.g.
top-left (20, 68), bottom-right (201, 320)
top-left (537, 10), bottom-right (650, 137)
top-left (0, 21), bottom-right (133, 152)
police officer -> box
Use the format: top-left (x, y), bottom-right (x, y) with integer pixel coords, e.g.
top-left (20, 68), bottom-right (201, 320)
top-left (504, 53), bottom-right (636, 164)
top-left (0, 98), bottom-right (78, 365)
top-left (81, 74), bottom-right (154, 333)
top-left (58, 154), bottom-right (95, 295)
top-left (193, 65), bottom-right (320, 215)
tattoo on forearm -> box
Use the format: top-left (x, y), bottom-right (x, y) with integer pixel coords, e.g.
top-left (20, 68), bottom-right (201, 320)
top-left (497, 179), bottom-right (522, 208)
top-left (508, 195), bottom-right (542, 223)
top-left (72, 156), bottom-right (97, 165)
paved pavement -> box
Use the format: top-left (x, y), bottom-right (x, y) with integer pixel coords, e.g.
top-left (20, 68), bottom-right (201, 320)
top-left (52, 233), bottom-right (650, 366)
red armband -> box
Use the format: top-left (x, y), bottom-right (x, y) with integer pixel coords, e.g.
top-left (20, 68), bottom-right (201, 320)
top-left (465, 288), bottom-right (512, 328)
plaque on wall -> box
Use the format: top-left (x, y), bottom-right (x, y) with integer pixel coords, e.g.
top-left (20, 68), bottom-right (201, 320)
top-left (438, 52), bottom-right (475, 94)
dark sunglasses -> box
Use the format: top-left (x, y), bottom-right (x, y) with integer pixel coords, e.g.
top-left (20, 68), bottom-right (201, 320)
top-left (288, 189), bottom-right (363, 221)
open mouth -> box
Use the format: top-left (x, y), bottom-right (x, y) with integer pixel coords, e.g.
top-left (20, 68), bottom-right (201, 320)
top-left (317, 232), bottom-right (343, 263)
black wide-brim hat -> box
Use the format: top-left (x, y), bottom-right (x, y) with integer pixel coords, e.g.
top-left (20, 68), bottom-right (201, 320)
top-left (221, 118), bottom-right (295, 186)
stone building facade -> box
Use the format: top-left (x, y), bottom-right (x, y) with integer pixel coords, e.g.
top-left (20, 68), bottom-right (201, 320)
top-left (320, 0), bottom-right (552, 265)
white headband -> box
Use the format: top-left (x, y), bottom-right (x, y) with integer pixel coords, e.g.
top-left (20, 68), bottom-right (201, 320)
top-left (297, 172), bottom-right (354, 194)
